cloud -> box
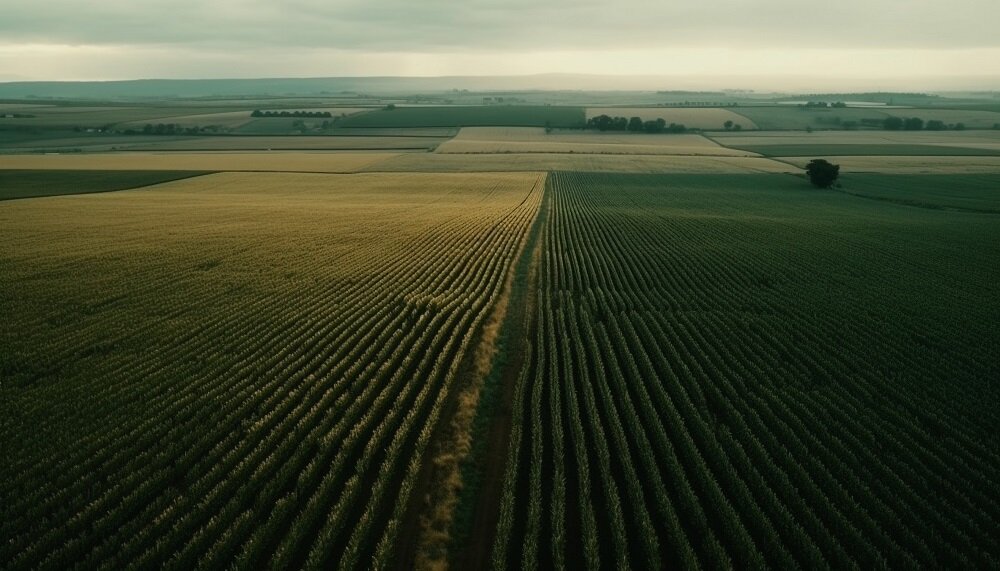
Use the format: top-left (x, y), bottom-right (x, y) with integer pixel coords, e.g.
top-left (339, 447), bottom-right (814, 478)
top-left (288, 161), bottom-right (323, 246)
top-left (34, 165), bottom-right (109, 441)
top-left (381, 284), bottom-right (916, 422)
top-left (0, 0), bottom-right (998, 51)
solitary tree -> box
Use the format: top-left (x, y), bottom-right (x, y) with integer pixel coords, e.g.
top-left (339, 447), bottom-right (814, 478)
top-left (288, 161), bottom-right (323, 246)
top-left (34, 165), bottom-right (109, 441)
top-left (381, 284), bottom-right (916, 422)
top-left (805, 159), bottom-right (840, 188)
top-left (724, 120), bottom-right (734, 131)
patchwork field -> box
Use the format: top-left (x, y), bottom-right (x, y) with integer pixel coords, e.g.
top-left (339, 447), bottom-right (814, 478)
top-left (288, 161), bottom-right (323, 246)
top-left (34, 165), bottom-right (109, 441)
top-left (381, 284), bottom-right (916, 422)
top-left (0, 152), bottom-right (401, 173)
top-left (3, 97), bottom-right (1000, 570)
top-left (0, 136), bottom-right (444, 153)
top-left (0, 171), bottom-right (544, 570)
top-left (586, 107), bottom-right (758, 130)
top-left (435, 127), bottom-right (755, 156)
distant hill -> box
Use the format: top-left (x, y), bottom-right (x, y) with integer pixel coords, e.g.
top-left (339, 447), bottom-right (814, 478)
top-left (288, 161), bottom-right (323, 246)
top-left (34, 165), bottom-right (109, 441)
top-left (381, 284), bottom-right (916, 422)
top-left (0, 75), bottom-right (996, 102)
top-left (0, 75), bottom-right (677, 99)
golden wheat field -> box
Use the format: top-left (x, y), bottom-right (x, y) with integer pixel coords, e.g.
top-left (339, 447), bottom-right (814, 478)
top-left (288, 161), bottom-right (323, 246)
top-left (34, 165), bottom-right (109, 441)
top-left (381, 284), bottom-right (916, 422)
top-left (434, 127), bottom-right (756, 156)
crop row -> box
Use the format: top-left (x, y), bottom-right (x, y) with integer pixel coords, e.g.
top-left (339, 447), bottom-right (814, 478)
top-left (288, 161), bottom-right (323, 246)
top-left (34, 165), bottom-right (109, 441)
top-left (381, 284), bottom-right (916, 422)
top-left (0, 173), bottom-right (544, 569)
top-left (492, 172), bottom-right (1000, 569)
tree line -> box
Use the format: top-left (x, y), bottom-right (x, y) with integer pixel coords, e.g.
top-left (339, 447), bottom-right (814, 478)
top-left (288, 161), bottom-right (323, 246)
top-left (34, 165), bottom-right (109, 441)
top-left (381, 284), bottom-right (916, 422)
top-left (251, 110), bottom-right (334, 118)
top-left (882, 117), bottom-right (966, 131)
top-left (586, 115), bottom-right (689, 133)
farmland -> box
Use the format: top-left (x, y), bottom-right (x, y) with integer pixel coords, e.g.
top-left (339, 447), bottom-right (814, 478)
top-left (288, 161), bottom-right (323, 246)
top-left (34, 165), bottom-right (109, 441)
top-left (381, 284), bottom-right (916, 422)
top-left (0, 171), bottom-right (544, 570)
top-left (586, 107), bottom-right (758, 130)
top-left (2, 93), bottom-right (1000, 570)
top-left (336, 106), bottom-right (586, 128)
top-left (435, 127), bottom-right (755, 156)
top-left (491, 172), bottom-right (1000, 569)
top-left (777, 155), bottom-right (1000, 174)
top-left (0, 170), bottom-right (211, 201)
top-left (0, 152), bottom-right (402, 173)
top-left (710, 129), bottom-right (1000, 157)
top-left (365, 152), bottom-right (793, 174)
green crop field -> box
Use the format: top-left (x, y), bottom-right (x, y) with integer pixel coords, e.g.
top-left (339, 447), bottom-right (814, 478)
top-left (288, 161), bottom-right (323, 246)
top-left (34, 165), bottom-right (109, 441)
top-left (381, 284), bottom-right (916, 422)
top-left (731, 106), bottom-right (892, 130)
top-left (722, 143), bottom-right (1000, 157)
top-left (840, 173), bottom-right (1000, 212)
top-left (490, 172), bottom-right (1000, 569)
top-left (0, 170), bottom-right (212, 200)
top-left (337, 105), bottom-right (586, 128)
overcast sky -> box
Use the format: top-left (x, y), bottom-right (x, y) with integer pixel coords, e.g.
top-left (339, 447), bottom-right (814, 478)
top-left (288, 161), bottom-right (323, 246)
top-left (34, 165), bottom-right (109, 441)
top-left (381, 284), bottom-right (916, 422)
top-left (1, 0), bottom-right (998, 89)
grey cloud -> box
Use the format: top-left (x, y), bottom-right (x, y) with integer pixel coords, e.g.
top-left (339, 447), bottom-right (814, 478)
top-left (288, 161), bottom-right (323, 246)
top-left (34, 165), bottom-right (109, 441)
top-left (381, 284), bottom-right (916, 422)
top-left (1, 0), bottom-right (997, 51)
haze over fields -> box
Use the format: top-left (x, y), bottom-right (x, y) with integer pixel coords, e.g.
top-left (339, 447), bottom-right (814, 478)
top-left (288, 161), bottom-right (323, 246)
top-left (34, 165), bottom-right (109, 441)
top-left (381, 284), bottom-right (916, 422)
top-left (1, 0), bottom-right (998, 90)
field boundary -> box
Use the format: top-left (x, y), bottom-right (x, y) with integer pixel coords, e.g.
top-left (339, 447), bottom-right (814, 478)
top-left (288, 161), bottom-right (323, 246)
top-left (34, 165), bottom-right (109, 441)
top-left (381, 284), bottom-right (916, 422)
top-left (390, 174), bottom-right (546, 570)
top-left (448, 175), bottom-right (548, 570)
top-left (0, 170), bottom-right (215, 202)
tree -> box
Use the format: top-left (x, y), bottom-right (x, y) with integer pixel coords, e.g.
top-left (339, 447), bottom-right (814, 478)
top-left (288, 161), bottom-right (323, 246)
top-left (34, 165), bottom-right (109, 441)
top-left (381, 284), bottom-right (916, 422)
top-left (883, 116), bottom-right (904, 130)
top-left (724, 120), bottom-right (734, 131)
top-left (628, 117), bottom-right (644, 132)
top-left (903, 117), bottom-right (924, 131)
top-left (926, 120), bottom-right (946, 131)
top-left (589, 114), bottom-right (614, 131)
top-left (805, 159), bottom-right (840, 188)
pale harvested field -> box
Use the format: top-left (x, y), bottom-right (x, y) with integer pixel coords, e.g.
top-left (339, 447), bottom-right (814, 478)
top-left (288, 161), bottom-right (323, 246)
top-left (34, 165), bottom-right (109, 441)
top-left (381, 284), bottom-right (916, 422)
top-left (712, 130), bottom-right (1000, 148)
top-left (0, 152), bottom-right (402, 173)
top-left (777, 155), bottom-right (1000, 173)
top-left (365, 152), bottom-right (794, 173)
top-left (435, 127), bottom-right (756, 156)
top-left (585, 107), bottom-right (758, 130)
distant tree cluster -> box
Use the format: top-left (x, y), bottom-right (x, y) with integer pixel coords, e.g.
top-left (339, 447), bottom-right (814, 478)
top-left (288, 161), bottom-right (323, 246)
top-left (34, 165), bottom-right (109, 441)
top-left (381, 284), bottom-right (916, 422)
top-left (116, 124), bottom-right (225, 136)
top-left (800, 101), bottom-right (847, 108)
top-left (586, 115), bottom-right (687, 133)
top-left (883, 117), bottom-right (965, 131)
top-left (661, 102), bottom-right (740, 107)
top-left (0, 113), bottom-right (36, 118)
top-left (251, 110), bottom-right (333, 118)
top-left (723, 120), bottom-right (743, 131)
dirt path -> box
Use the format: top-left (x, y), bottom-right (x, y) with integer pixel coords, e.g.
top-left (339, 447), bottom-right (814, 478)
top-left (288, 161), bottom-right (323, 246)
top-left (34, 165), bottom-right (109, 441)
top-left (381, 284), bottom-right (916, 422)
top-left (450, 182), bottom-right (547, 570)
top-left (391, 176), bottom-right (547, 570)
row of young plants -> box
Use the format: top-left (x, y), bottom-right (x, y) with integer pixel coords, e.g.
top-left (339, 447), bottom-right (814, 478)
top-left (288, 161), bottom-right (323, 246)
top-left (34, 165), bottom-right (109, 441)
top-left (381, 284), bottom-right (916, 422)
top-left (491, 172), bottom-right (1000, 569)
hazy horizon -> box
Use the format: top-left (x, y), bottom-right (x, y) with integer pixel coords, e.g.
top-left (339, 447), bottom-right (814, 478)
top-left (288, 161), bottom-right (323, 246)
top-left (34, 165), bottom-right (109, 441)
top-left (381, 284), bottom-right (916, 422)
top-left (1, 0), bottom-right (998, 91)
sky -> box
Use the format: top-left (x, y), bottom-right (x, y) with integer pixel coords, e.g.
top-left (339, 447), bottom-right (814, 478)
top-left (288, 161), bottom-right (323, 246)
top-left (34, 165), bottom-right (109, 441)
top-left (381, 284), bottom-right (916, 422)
top-left (0, 0), bottom-right (998, 90)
